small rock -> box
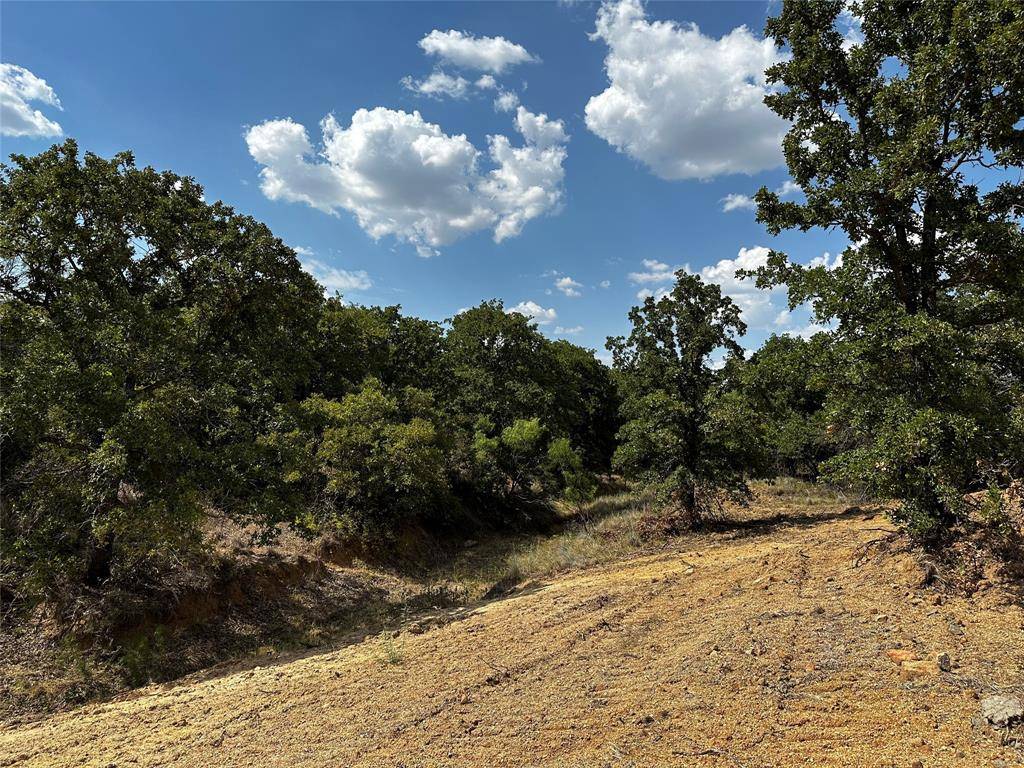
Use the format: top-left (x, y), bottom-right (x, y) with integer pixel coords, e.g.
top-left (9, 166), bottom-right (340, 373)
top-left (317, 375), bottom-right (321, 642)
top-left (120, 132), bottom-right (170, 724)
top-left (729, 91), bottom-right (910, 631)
top-left (935, 652), bottom-right (951, 672)
top-left (900, 660), bottom-right (940, 680)
top-left (910, 761), bottom-right (924, 768)
top-left (463, 539), bottom-right (478, 549)
top-left (980, 696), bottom-right (1024, 729)
top-left (886, 649), bottom-right (920, 664)
top-left (875, 614), bottom-right (889, 623)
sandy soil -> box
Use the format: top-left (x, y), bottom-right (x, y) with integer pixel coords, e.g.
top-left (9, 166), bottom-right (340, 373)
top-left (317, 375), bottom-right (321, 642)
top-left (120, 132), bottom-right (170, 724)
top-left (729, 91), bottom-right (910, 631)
top-left (2, 504), bottom-right (1022, 767)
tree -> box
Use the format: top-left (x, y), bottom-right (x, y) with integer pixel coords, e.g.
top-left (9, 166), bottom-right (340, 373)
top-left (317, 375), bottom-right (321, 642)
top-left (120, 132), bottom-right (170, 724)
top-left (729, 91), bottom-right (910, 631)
top-left (607, 272), bottom-right (764, 519)
top-left (0, 141), bottom-right (324, 602)
top-left (751, 0), bottom-right (1024, 536)
top-left (440, 301), bottom-right (559, 432)
top-left (548, 340), bottom-right (620, 472)
top-left (734, 334), bottom-right (833, 478)
top-left (278, 380), bottom-right (450, 540)
top-left (313, 300), bottom-right (443, 399)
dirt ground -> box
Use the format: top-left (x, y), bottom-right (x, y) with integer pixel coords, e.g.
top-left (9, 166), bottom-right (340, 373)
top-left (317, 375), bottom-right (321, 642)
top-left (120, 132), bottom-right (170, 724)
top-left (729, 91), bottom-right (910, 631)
top-left (2, 499), bottom-right (1022, 767)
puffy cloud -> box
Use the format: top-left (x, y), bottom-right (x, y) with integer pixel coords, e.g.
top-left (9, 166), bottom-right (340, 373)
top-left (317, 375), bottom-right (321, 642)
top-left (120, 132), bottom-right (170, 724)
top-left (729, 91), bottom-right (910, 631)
top-left (0, 63), bottom-right (63, 137)
top-left (514, 105), bottom-right (568, 149)
top-left (721, 179), bottom-right (801, 213)
top-left (838, 5), bottom-right (864, 51)
top-left (809, 250), bottom-right (843, 270)
top-left (401, 70), bottom-right (471, 99)
top-left (494, 90), bottom-right (520, 113)
top-left (419, 30), bottom-right (538, 73)
top-left (555, 325), bottom-right (583, 335)
top-left (475, 74), bottom-right (498, 90)
top-left (627, 258), bottom-right (676, 285)
top-left (691, 245), bottom-right (778, 327)
top-left (636, 286), bottom-right (671, 301)
top-left (599, 279), bottom-right (611, 288)
top-left (246, 105), bottom-right (568, 255)
top-left (555, 275), bottom-right (583, 297)
top-left (721, 193), bottom-right (756, 212)
top-left (584, 0), bottom-right (789, 180)
top-left (776, 179), bottom-right (801, 197)
top-left (301, 257), bottom-right (372, 294)
top-left (507, 300), bottom-right (557, 325)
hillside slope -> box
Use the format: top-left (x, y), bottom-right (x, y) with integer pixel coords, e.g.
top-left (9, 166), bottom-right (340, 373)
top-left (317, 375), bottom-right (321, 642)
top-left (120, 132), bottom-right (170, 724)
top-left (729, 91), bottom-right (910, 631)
top-left (2, 504), bottom-right (1022, 767)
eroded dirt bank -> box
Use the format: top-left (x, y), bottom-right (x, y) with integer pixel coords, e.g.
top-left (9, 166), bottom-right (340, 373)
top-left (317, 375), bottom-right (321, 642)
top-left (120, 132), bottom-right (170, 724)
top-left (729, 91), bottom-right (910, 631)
top-left (2, 505), bottom-right (1022, 767)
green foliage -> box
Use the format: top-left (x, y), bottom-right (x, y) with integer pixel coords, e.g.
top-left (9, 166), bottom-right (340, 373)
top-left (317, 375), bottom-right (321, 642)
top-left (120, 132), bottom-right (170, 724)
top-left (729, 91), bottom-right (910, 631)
top-left (547, 437), bottom-right (598, 512)
top-left (0, 141), bottom-right (323, 602)
top-left (607, 272), bottom-right (767, 517)
top-left (751, 0), bottom-right (1024, 536)
top-left (732, 334), bottom-right (833, 477)
top-left (283, 379), bottom-right (450, 540)
top-left (471, 417), bottom-right (551, 505)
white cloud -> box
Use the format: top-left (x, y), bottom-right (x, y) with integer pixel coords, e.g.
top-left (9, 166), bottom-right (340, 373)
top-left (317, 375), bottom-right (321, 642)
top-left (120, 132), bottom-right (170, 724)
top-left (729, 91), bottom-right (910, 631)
top-left (555, 275), bottom-right (583, 297)
top-left (475, 74), bottom-right (498, 90)
top-left (401, 70), bottom-right (471, 99)
top-left (494, 90), bottom-right (520, 113)
top-left (0, 63), bottom-right (63, 137)
top-left (636, 286), bottom-right (671, 301)
top-left (555, 325), bottom-right (583, 335)
top-left (838, 6), bottom-right (864, 51)
top-left (721, 179), bottom-right (801, 213)
top-left (514, 105), bottom-right (568, 148)
top-left (419, 30), bottom-right (538, 74)
top-left (585, 0), bottom-right (789, 180)
top-left (776, 179), bottom-right (801, 197)
top-left (691, 245), bottom-right (778, 327)
top-left (628, 258), bottom-right (676, 285)
top-left (300, 257), bottom-right (372, 294)
top-left (246, 105), bottom-right (568, 256)
top-left (599, 279), bottom-right (611, 289)
top-left (721, 193), bottom-right (756, 212)
top-left (809, 250), bottom-right (843, 270)
top-left (507, 300), bottom-right (557, 325)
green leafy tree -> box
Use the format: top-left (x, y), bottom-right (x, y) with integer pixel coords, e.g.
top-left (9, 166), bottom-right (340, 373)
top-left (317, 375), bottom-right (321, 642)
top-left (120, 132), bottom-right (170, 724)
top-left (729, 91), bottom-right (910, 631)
top-left (751, 0), bottom-right (1024, 536)
top-left (280, 379), bottom-right (450, 540)
top-left (440, 301), bottom-right (559, 432)
top-left (734, 334), bottom-right (833, 478)
top-left (607, 272), bottom-right (765, 519)
top-left (546, 437), bottom-right (598, 513)
top-left (313, 300), bottom-right (443, 399)
top-left (471, 417), bottom-right (551, 506)
top-left (0, 141), bottom-right (323, 602)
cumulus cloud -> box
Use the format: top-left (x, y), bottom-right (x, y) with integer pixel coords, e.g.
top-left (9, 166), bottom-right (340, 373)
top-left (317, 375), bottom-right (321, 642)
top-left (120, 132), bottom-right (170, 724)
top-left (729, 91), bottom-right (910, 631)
top-left (475, 74), bottom-right (498, 90)
top-left (721, 179), bottom-right (801, 212)
top-left (721, 193), bottom-right (756, 212)
top-left (494, 90), bottom-right (520, 113)
top-left (0, 63), bottom-right (63, 137)
top-left (555, 325), bottom-right (583, 335)
top-left (555, 275), bottom-right (583, 297)
top-left (401, 70), bottom-right (471, 99)
top-left (246, 105), bottom-right (568, 256)
top-left (599, 279), bottom-right (611, 288)
top-left (628, 258), bottom-right (676, 285)
top-left (507, 300), bottom-right (557, 325)
top-left (636, 286), bottom-right (671, 301)
top-left (302, 257), bottom-right (373, 294)
top-left (419, 30), bottom-right (538, 74)
top-left (584, 0), bottom-right (789, 180)
top-left (692, 245), bottom-right (778, 327)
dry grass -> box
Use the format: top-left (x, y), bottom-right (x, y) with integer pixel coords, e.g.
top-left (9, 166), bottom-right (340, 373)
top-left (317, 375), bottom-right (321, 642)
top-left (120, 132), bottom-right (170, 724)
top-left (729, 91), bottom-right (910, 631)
top-left (5, 481), bottom-right (1021, 767)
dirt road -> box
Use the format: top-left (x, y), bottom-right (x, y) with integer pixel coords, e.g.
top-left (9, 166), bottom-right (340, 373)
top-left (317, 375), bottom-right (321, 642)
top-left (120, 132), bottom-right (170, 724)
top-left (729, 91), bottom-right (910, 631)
top-left (2, 506), bottom-right (1021, 767)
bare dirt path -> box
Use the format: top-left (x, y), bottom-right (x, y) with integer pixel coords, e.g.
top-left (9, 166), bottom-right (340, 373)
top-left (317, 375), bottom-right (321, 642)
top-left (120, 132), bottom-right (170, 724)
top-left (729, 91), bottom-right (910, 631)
top-left (2, 507), bottom-right (1021, 767)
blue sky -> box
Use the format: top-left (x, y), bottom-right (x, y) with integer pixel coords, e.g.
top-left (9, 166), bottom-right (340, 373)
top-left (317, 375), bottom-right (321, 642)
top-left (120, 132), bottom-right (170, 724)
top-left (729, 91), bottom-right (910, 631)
top-left (2, 0), bottom-right (853, 359)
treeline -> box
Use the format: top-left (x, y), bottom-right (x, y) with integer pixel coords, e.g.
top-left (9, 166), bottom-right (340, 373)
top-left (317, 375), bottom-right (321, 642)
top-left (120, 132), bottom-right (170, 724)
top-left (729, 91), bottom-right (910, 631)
top-left (0, 142), bottom-right (622, 607)
top-left (3, 0), bottom-right (1023, 614)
